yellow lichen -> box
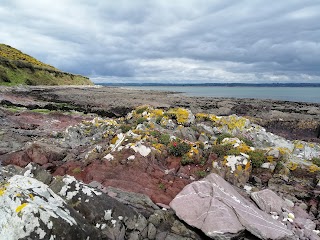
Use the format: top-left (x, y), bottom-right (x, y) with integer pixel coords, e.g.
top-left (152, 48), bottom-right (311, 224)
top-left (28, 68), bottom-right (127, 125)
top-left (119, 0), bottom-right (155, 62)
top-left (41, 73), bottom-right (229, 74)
top-left (153, 143), bottom-right (164, 151)
top-left (294, 142), bottom-right (304, 149)
top-left (288, 162), bottom-right (298, 171)
top-left (267, 156), bottom-right (274, 162)
top-left (168, 108), bottom-right (189, 124)
top-left (195, 113), bottom-right (208, 119)
top-left (0, 187), bottom-right (6, 196)
top-left (309, 164), bottom-right (320, 173)
top-left (237, 165), bottom-right (243, 171)
top-left (278, 147), bottom-right (290, 155)
top-left (245, 161), bottom-right (251, 171)
top-left (237, 144), bottom-right (251, 153)
top-left (190, 146), bottom-right (199, 155)
top-left (151, 109), bottom-right (163, 117)
top-left (219, 115), bottom-right (247, 131)
top-left (16, 203), bottom-right (28, 213)
top-left (29, 193), bottom-right (34, 200)
top-left (209, 114), bottom-right (219, 122)
top-left (110, 136), bottom-right (118, 144)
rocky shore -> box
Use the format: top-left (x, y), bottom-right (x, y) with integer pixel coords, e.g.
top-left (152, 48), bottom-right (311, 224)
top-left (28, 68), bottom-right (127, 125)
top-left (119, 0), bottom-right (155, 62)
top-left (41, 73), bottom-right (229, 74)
top-left (1, 85), bottom-right (320, 240)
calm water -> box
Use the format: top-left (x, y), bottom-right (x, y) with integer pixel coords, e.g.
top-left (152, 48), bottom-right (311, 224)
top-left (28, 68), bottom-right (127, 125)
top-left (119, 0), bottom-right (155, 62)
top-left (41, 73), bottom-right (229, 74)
top-left (124, 86), bottom-right (320, 103)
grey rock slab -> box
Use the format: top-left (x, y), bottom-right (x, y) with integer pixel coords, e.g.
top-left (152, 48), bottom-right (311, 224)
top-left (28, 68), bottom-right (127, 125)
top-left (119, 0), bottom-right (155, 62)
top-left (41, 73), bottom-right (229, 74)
top-left (170, 173), bottom-right (294, 240)
top-left (105, 186), bottom-right (160, 217)
top-left (251, 189), bottom-right (287, 215)
top-left (21, 162), bottom-right (53, 185)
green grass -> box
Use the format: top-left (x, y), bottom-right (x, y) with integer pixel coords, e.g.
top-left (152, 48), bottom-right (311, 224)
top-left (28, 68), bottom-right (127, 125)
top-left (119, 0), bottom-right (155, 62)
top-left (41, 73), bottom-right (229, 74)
top-left (30, 109), bottom-right (53, 114)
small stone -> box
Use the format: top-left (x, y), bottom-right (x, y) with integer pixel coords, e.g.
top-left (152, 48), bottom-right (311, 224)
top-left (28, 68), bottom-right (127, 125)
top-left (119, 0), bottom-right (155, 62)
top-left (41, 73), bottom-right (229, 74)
top-left (261, 162), bottom-right (271, 169)
top-left (147, 223), bottom-right (157, 239)
top-left (252, 176), bottom-right (262, 184)
top-left (299, 202), bottom-right (308, 211)
top-left (284, 198), bottom-right (294, 208)
top-left (268, 148), bottom-right (280, 158)
top-left (128, 231), bottom-right (140, 240)
top-left (288, 213), bottom-right (295, 220)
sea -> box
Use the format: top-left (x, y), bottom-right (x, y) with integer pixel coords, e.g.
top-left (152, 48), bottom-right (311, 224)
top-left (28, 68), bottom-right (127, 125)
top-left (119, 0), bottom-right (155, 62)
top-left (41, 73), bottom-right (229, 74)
top-left (118, 86), bottom-right (320, 104)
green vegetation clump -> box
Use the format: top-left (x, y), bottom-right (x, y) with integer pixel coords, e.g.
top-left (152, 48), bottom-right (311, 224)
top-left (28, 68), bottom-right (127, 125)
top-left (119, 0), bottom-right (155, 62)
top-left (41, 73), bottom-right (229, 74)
top-left (155, 116), bottom-right (162, 124)
top-left (31, 108), bottom-right (52, 114)
top-left (137, 117), bottom-right (147, 124)
top-left (120, 124), bottom-right (132, 133)
top-left (72, 167), bottom-right (82, 174)
top-left (248, 149), bottom-right (267, 168)
top-left (311, 157), bottom-right (320, 167)
top-left (211, 144), bottom-right (233, 157)
top-left (226, 148), bottom-right (241, 156)
top-left (136, 106), bottom-right (148, 114)
top-left (216, 133), bottom-right (233, 144)
top-left (238, 136), bottom-right (254, 147)
top-left (159, 134), bottom-right (171, 145)
top-left (195, 170), bottom-right (207, 178)
top-left (158, 182), bottom-right (166, 191)
top-left (168, 141), bottom-right (191, 157)
top-left (181, 154), bottom-right (194, 165)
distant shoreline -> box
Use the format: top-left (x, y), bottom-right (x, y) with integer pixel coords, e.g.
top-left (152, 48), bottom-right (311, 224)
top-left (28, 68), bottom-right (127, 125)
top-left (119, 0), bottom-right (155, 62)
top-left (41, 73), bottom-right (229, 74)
top-left (96, 82), bottom-right (320, 87)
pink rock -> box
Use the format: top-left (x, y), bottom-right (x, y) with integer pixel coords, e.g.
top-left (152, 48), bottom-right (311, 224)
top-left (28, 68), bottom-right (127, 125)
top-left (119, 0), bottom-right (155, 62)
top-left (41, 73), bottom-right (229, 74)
top-left (251, 189), bottom-right (287, 215)
top-left (170, 173), bottom-right (294, 240)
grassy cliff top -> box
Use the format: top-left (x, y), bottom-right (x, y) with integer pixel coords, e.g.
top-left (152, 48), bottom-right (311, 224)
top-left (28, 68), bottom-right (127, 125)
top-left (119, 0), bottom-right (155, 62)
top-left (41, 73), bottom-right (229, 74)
top-left (0, 44), bottom-right (56, 70)
top-left (0, 44), bottom-right (93, 86)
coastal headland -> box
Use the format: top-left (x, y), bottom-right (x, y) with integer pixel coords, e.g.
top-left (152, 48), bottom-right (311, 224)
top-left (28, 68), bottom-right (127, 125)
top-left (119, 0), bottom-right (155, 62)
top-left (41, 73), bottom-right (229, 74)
top-left (1, 85), bottom-right (320, 239)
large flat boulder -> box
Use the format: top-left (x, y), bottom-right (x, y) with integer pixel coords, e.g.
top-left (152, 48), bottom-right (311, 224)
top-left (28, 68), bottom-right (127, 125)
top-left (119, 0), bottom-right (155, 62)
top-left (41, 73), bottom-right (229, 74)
top-left (170, 173), bottom-right (294, 240)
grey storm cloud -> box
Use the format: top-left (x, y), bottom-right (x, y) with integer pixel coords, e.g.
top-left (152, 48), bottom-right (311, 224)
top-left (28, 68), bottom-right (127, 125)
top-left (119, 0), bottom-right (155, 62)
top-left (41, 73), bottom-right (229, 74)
top-left (0, 0), bottom-right (319, 83)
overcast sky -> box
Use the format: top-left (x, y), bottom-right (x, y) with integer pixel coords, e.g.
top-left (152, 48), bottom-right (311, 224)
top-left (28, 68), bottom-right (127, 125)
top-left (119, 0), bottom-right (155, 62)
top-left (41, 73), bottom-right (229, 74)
top-left (1, 0), bottom-right (320, 83)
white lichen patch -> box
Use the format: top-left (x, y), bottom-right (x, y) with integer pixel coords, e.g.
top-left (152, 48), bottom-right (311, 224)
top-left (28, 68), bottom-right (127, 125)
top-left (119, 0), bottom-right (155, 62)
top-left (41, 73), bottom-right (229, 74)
top-left (24, 163), bottom-right (36, 177)
top-left (243, 185), bottom-right (252, 194)
top-left (103, 153), bottom-right (114, 161)
top-left (0, 175), bottom-right (77, 239)
top-left (225, 155), bottom-right (248, 173)
top-left (111, 219), bottom-right (117, 227)
top-left (104, 209), bottom-right (112, 221)
top-left (127, 155), bottom-right (135, 160)
top-left (110, 133), bottom-right (126, 152)
top-left (101, 223), bottom-right (107, 230)
top-left (131, 143), bottom-right (151, 157)
top-left (58, 176), bottom-right (102, 201)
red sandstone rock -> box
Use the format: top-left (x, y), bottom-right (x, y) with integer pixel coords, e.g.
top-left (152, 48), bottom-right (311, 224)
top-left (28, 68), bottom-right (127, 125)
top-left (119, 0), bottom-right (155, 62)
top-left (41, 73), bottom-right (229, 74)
top-left (2, 151), bottom-right (31, 167)
top-left (52, 149), bottom-right (193, 205)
